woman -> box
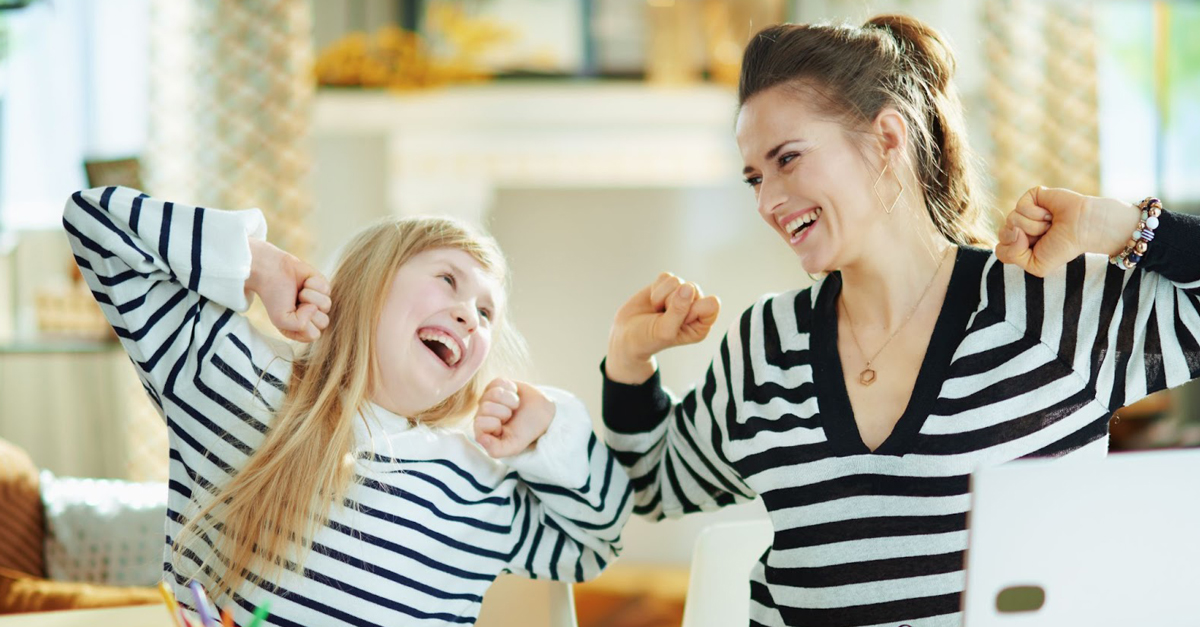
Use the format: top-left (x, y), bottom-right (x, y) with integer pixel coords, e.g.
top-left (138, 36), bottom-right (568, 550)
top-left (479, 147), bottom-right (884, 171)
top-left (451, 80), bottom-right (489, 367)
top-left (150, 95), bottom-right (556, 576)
top-left (601, 15), bottom-right (1200, 627)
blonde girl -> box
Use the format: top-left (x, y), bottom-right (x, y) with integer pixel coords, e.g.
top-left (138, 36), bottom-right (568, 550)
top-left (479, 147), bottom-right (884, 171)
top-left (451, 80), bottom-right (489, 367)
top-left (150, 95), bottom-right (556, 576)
top-left (64, 186), bottom-right (631, 626)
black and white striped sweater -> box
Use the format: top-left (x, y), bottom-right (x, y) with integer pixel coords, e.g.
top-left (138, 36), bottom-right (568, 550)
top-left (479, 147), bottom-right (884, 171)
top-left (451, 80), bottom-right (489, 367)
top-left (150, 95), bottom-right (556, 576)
top-left (65, 186), bottom-right (632, 627)
top-left (603, 210), bottom-right (1200, 627)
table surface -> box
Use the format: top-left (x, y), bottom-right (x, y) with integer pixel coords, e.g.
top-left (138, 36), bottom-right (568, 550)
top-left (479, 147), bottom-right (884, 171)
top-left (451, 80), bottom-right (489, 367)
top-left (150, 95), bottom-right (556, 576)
top-left (0, 604), bottom-right (172, 626)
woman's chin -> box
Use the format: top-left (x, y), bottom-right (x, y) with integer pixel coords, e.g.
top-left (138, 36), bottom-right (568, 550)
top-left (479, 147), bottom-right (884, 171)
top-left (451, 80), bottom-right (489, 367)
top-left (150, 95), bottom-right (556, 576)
top-left (796, 249), bottom-right (831, 277)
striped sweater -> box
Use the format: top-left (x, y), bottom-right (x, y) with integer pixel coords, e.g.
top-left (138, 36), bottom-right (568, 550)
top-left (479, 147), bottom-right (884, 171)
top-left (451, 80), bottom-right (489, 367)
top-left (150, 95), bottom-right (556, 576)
top-left (603, 211), bottom-right (1200, 627)
top-left (64, 186), bottom-right (632, 627)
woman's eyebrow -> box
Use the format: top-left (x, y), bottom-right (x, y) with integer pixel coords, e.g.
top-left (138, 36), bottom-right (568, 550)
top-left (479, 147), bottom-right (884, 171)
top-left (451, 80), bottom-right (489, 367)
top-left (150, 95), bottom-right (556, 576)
top-left (743, 139), bottom-right (804, 175)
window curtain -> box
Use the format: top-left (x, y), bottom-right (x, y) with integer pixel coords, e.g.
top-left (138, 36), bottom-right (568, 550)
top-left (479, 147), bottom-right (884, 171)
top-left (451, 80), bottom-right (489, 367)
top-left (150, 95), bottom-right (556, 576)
top-left (983, 0), bottom-right (1102, 212)
top-left (145, 0), bottom-right (314, 257)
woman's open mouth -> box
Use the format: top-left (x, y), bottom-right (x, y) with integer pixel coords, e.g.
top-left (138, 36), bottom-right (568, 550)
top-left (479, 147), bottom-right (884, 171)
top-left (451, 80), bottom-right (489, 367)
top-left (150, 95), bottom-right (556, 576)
top-left (783, 207), bottom-right (822, 244)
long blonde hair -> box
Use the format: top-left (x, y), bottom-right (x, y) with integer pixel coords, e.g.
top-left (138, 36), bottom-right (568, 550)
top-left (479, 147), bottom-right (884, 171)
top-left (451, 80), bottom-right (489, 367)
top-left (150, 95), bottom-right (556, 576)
top-left (172, 216), bottom-right (527, 601)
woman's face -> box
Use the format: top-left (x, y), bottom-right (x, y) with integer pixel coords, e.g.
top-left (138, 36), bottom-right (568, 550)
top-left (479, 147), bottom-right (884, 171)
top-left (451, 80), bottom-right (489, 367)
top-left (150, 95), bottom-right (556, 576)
top-left (372, 247), bottom-right (503, 417)
top-left (736, 86), bottom-right (887, 274)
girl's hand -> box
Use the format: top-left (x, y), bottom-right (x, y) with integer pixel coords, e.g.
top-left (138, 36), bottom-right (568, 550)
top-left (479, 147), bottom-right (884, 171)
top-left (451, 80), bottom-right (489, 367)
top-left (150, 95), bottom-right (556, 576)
top-left (246, 238), bottom-right (331, 343)
top-left (605, 272), bottom-right (721, 385)
top-left (995, 186), bottom-right (1142, 277)
top-left (474, 379), bottom-right (555, 458)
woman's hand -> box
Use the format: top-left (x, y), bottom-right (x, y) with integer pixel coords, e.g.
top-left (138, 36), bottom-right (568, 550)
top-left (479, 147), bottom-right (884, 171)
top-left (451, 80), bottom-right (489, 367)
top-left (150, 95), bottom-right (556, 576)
top-left (246, 238), bottom-right (331, 342)
top-left (995, 186), bottom-right (1142, 277)
top-left (605, 272), bottom-right (721, 385)
top-left (474, 379), bottom-right (555, 458)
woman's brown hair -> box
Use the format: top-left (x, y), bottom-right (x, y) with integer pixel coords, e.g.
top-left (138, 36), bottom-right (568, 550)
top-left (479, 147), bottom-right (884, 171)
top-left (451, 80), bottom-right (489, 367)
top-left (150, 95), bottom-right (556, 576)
top-left (739, 14), bottom-right (994, 246)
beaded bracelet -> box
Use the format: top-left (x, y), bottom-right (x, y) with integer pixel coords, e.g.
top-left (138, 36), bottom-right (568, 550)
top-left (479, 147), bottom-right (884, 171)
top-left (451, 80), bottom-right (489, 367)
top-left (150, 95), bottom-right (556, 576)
top-left (1109, 197), bottom-right (1163, 269)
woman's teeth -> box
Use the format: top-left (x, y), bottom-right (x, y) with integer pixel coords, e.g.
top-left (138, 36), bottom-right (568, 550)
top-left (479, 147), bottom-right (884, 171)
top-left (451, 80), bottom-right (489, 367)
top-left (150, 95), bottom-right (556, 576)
top-left (785, 208), bottom-right (822, 237)
top-left (419, 330), bottom-right (461, 366)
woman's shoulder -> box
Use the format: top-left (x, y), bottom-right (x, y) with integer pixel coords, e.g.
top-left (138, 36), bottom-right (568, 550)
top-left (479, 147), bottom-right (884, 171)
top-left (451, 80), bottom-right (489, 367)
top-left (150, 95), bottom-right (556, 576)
top-left (729, 285), bottom-right (822, 340)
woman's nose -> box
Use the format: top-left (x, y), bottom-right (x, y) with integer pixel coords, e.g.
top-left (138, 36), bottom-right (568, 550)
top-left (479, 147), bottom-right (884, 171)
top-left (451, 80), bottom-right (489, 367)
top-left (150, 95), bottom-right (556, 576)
top-left (757, 176), bottom-right (786, 216)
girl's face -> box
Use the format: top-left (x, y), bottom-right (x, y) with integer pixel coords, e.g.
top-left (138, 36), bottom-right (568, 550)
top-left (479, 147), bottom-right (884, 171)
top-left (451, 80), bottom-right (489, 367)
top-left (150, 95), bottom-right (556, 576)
top-left (372, 247), bottom-right (503, 417)
top-left (736, 86), bottom-right (885, 274)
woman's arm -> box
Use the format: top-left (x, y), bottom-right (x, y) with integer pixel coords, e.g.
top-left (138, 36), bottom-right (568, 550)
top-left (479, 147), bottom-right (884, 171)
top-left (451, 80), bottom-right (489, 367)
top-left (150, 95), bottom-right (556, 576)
top-left (995, 187), bottom-right (1200, 410)
top-left (602, 274), bottom-right (756, 520)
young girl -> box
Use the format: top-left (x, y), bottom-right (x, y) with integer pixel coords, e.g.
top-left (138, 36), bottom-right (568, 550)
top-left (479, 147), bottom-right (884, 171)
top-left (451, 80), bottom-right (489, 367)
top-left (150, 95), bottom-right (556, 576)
top-left (64, 186), bottom-right (632, 626)
top-left (601, 14), bottom-right (1200, 627)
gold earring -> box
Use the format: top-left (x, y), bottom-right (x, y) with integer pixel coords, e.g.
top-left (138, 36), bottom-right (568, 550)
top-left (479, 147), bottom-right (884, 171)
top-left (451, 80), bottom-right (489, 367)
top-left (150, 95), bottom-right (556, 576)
top-left (872, 161), bottom-right (904, 215)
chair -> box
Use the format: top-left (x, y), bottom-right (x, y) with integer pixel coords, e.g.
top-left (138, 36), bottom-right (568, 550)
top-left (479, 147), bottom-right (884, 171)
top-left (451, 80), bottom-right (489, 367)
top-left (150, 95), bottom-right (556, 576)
top-left (681, 519), bottom-right (774, 627)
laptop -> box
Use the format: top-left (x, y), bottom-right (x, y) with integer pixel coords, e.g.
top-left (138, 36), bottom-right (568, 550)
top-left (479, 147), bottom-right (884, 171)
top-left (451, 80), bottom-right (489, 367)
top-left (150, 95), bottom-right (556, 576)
top-left (962, 448), bottom-right (1200, 626)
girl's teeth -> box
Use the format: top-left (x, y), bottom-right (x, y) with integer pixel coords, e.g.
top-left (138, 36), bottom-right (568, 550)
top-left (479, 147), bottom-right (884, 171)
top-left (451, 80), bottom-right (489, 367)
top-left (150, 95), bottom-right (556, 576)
top-left (418, 330), bottom-right (461, 365)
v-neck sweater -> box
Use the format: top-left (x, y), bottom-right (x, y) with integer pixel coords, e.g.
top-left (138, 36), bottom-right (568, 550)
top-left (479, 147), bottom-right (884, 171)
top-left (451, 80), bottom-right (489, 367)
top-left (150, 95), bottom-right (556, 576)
top-left (603, 211), bottom-right (1200, 627)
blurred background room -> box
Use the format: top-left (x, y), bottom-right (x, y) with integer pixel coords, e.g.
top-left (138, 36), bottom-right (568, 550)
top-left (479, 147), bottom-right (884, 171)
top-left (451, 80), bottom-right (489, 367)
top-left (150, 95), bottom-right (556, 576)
top-left (0, 0), bottom-right (1197, 625)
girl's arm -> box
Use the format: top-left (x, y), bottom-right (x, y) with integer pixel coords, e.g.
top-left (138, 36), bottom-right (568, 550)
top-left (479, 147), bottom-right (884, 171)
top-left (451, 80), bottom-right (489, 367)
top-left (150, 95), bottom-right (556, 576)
top-left (508, 389), bottom-right (634, 582)
top-left (62, 187), bottom-right (327, 460)
top-left (472, 379), bottom-right (633, 581)
top-left (476, 384), bottom-right (633, 582)
top-left (995, 187), bottom-right (1200, 411)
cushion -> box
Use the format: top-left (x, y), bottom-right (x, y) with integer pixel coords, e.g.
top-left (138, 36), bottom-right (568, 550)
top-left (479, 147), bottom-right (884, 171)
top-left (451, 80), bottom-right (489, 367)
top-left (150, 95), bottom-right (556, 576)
top-left (40, 472), bottom-right (167, 587)
top-left (0, 567), bottom-right (158, 614)
top-left (0, 439), bottom-right (46, 577)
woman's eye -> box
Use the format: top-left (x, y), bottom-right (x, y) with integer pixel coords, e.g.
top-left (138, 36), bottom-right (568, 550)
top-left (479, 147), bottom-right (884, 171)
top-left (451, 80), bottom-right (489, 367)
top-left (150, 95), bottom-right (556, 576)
top-left (778, 152), bottom-right (800, 167)
top-left (744, 175), bottom-right (762, 187)
top-left (478, 308), bottom-right (491, 321)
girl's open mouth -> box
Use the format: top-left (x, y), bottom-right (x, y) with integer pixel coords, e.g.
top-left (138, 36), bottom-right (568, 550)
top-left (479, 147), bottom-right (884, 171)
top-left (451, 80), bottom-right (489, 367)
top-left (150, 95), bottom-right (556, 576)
top-left (418, 328), bottom-right (462, 368)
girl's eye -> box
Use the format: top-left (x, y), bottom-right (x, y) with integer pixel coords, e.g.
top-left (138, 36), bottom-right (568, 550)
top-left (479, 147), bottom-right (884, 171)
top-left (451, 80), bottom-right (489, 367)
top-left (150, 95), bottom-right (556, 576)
top-left (478, 308), bottom-right (491, 321)
top-left (440, 273), bottom-right (455, 288)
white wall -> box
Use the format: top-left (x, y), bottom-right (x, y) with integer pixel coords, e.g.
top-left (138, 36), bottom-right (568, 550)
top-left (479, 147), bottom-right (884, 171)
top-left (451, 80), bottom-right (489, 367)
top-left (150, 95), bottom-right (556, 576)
top-left (487, 186), bottom-right (809, 564)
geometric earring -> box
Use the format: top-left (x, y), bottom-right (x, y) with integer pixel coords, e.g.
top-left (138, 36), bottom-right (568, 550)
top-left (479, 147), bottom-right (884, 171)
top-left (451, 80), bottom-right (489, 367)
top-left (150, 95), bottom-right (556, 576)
top-left (872, 161), bottom-right (905, 215)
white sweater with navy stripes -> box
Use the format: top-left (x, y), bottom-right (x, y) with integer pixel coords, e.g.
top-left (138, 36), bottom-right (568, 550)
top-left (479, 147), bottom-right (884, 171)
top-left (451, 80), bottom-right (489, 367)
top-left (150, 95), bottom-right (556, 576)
top-left (603, 210), bottom-right (1200, 627)
top-left (64, 186), bottom-right (632, 627)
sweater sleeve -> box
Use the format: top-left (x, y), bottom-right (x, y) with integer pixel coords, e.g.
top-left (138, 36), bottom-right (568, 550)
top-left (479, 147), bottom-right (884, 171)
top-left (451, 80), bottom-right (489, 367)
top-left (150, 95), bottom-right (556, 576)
top-left (1033, 210), bottom-right (1200, 410)
top-left (63, 186), bottom-right (291, 470)
top-left (499, 388), bottom-right (632, 582)
top-left (601, 312), bottom-right (758, 521)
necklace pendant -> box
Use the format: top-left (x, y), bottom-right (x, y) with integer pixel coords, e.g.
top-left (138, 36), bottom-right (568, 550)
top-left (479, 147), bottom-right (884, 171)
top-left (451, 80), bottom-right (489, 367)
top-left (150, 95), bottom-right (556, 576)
top-left (859, 368), bottom-right (877, 386)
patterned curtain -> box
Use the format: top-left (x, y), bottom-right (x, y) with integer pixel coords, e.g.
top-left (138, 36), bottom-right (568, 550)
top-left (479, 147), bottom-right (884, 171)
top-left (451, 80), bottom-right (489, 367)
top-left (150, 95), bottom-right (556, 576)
top-left (128, 0), bottom-right (315, 480)
top-left (983, 0), bottom-right (1102, 212)
top-left (145, 0), bottom-right (314, 257)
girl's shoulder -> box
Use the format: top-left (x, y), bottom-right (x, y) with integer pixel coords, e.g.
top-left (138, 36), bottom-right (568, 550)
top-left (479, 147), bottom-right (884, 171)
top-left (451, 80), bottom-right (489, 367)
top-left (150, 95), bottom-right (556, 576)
top-left (354, 411), bottom-right (513, 488)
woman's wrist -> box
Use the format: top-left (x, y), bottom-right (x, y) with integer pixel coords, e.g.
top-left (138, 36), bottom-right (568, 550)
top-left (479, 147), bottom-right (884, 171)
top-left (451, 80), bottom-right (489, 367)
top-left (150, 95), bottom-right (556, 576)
top-left (604, 352), bottom-right (658, 386)
top-left (1084, 196), bottom-right (1143, 258)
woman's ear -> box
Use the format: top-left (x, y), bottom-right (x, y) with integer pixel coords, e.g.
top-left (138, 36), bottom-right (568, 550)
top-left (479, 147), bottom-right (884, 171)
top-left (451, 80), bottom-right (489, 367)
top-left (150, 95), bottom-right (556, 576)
top-left (872, 106), bottom-right (908, 161)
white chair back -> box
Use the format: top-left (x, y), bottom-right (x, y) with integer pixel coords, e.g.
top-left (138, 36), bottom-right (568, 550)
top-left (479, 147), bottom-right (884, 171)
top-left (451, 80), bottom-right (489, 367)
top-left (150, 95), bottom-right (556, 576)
top-left (681, 519), bottom-right (774, 627)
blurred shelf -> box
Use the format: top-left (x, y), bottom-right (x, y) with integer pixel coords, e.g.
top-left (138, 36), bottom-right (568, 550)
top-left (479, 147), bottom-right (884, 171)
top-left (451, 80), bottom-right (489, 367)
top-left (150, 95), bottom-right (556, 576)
top-left (310, 81), bottom-right (744, 223)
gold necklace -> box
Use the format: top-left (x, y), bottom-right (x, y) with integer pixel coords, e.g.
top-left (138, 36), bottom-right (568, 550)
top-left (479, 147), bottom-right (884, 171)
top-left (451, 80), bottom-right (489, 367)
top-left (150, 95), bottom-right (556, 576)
top-left (842, 245), bottom-right (955, 386)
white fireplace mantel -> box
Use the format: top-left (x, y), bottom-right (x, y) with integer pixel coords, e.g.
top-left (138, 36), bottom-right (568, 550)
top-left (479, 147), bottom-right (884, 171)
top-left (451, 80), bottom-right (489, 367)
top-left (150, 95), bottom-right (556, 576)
top-left (310, 82), bottom-right (743, 223)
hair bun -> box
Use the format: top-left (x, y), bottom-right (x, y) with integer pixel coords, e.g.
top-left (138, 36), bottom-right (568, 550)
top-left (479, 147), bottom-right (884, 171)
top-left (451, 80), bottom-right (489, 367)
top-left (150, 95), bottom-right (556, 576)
top-left (865, 14), bottom-right (956, 93)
